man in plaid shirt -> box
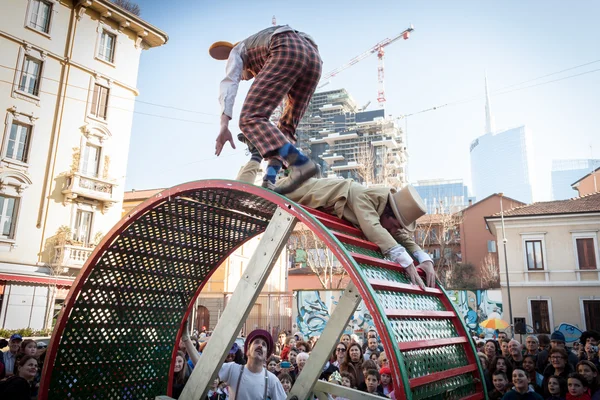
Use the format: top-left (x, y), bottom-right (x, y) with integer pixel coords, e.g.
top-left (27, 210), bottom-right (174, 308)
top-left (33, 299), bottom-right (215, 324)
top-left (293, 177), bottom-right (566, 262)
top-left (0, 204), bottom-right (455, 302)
top-left (210, 25), bottom-right (322, 194)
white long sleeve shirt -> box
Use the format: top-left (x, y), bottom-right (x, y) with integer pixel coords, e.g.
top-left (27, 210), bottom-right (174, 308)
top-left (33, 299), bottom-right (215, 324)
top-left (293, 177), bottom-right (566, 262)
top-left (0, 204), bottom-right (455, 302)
top-left (218, 26), bottom-right (316, 118)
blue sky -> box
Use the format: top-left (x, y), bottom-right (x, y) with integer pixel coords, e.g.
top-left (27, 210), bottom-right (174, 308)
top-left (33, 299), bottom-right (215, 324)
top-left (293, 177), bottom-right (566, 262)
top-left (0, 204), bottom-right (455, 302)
top-left (124, 0), bottom-right (600, 201)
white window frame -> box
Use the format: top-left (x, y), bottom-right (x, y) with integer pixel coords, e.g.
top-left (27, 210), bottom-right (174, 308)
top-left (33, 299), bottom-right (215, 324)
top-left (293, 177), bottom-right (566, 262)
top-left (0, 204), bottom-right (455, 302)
top-left (0, 195), bottom-right (20, 241)
top-left (78, 124), bottom-right (111, 180)
top-left (0, 170), bottom-right (31, 245)
top-left (2, 109), bottom-right (37, 169)
top-left (69, 203), bottom-right (96, 246)
top-left (95, 21), bottom-right (119, 66)
top-left (527, 296), bottom-right (554, 335)
top-left (521, 232), bottom-right (548, 280)
top-left (12, 46), bottom-right (46, 104)
top-left (87, 77), bottom-right (112, 123)
top-left (579, 296), bottom-right (600, 331)
top-left (80, 143), bottom-right (101, 178)
top-left (487, 240), bottom-right (497, 253)
top-left (571, 231), bottom-right (600, 272)
top-left (25, 0), bottom-right (57, 37)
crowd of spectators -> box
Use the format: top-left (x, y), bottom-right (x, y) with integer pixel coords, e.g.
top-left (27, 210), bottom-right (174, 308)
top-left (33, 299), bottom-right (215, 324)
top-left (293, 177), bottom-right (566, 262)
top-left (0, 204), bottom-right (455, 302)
top-left (175, 327), bottom-right (395, 399)
top-left (473, 329), bottom-right (600, 400)
top-left (0, 334), bottom-right (47, 399)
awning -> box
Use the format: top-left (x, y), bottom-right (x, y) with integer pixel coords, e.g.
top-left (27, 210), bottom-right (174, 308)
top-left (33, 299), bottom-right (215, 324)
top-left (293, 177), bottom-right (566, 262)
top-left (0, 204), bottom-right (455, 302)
top-left (0, 273), bottom-right (74, 287)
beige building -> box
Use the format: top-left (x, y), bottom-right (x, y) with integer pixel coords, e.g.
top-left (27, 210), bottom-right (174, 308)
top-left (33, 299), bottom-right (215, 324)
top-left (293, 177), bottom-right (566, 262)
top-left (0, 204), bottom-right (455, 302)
top-left (0, 0), bottom-right (167, 329)
top-left (486, 193), bottom-right (600, 334)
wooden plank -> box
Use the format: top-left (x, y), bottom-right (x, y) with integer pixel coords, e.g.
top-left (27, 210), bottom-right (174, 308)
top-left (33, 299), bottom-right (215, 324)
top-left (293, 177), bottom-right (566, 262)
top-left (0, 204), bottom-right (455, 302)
top-left (368, 278), bottom-right (442, 295)
top-left (385, 309), bottom-right (456, 319)
top-left (311, 380), bottom-right (386, 400)
top-left (409, 364), bottom-right (478, 388)
top-left (398, 337), bottom-right (467, 351)
top-left (179, 208), bottom-right (297, 400)
top-left (288, 282), bottom-right (362, 400)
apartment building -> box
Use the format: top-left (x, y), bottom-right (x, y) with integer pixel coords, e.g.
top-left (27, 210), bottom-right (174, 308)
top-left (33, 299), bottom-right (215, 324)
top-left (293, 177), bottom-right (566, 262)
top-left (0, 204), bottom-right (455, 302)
top-left (0, 0), bottom-right (167, 329)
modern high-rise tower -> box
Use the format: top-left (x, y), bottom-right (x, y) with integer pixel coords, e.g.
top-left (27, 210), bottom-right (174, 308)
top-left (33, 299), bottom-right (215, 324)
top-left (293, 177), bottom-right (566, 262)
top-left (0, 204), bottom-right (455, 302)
top-left (294, 89), bottom-right (407, 187)
top-left (469, 77), bottom-right (535, 203)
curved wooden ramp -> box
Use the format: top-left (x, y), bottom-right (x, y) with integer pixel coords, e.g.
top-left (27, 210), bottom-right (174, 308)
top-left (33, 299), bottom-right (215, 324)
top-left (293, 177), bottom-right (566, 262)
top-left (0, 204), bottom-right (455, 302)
top-left (39, 180), bottom-right (486, 400)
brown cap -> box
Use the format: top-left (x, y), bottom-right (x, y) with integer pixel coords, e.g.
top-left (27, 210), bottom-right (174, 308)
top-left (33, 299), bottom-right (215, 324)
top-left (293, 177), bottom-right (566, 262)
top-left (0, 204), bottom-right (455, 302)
top-left (208, 41), bottom-right (239, 60)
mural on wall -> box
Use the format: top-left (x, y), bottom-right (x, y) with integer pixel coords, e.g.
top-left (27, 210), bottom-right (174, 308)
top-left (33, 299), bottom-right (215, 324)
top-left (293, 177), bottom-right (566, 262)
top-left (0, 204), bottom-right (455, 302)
top-left (555, 323), bottom-right (583, 343)
top-left (446, 289), bottom-right (503, 336)
top-left (292, 290), bottom-right (375, 338)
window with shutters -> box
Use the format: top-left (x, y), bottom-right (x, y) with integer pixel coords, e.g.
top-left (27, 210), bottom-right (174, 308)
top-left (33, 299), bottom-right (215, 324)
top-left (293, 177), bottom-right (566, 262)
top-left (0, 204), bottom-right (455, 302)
top-left (80, 143), bottom-right (101, 178)
top-left (98, 30), bottom-right (116, 63)
top-left (573, 235), bottom-right (598, 270)
top-left (90, 84), bottom-right (109, 120)
top-left (530, 299), bottom-right (551, 334)
top-left (0, 196), bottom-right (19, 240)
top-left (27, 0), bottom-right (53, 34)
top-left (525, 240), bottom-right (545, 270)
top-left (583, 300), bottom-right (600, 331)
top-left (18, 56), bottom-right (43, 96)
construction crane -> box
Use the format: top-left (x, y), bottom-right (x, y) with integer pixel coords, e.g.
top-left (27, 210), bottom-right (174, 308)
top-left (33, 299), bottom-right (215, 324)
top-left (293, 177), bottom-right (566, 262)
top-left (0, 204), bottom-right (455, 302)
top-left (318, 24), bottom-right (414, 108)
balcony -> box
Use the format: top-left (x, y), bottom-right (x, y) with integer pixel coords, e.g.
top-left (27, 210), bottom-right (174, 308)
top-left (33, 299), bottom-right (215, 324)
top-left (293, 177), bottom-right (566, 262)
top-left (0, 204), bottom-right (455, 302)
top-left (321, 153), bottom-right (344, 165)
top-left (53, 244), bottom-right (93, 269)
top-left (62, 172), bottom-right (118, 210)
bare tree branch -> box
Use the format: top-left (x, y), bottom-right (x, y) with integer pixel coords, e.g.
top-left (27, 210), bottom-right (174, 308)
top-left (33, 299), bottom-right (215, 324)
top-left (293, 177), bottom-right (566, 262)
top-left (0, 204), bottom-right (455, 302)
top-left (112, 0), bottom-right (141, 16)
top-left (287, 230), bottom-right (344, 289)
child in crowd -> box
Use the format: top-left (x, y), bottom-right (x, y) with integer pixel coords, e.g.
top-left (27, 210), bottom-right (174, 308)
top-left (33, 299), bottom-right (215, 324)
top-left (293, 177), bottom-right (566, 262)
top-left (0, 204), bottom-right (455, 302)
top-left (364, 369), bottom-right (386, 397)
top-left (278, 373), bottom-right (293, 395)
top-left (327, 371), bottom-right (349, 400)
top-left (576, 361), bottom-right (600, 400)
top-left (547, 376), bottom-right (567, 400)
top-left (341, 371), bottom-right (356, 390)
top-left (379, 366), bottom-right (394, 397)
top-left (489, 370), bottom-right (510, 400)
top-left (267, 356), bottom-right (279, 376)
top-left (358, 360), bottom-right (379, 391)
top-left (567, 373), bottom-right (591, 400)
top-left (502, 368), bottom-right (543, 400)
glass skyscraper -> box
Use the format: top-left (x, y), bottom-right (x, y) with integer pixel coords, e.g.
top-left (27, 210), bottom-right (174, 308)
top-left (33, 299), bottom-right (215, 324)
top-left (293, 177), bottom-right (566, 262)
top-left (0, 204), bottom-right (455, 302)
top-left (413, 179), bottom-right (472, 214)
top-left (551, 159), bottom-right (600, 200)
top-left (470, 125), bottom-right (535, 204)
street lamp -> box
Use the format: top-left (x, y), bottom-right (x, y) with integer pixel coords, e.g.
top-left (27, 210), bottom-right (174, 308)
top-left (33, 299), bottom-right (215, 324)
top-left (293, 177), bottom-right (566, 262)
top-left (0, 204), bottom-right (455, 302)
top-left (499, 193), bottom-right (514, 338)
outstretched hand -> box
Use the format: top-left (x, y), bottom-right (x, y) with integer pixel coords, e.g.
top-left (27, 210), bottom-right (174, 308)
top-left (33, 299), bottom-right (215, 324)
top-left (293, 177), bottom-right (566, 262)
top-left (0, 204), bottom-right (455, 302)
top-left (182, 320), bottom-right (190, 342)
top-left (215, 114), bottom-right (235, 156)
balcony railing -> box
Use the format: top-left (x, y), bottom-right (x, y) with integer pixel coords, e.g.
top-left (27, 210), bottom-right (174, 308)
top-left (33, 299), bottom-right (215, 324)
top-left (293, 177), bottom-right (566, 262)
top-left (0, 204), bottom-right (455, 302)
top-left (62, 172), bottom-right (118, 208)
top-left (54, 244), bottom-right (93, 269)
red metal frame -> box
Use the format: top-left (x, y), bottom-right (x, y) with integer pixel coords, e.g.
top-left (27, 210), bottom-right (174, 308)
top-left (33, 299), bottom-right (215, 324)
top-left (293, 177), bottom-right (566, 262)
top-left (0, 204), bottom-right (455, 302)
top-left (398, 337), bottom-right (467, 351)
top-left (409, 364), bottom-right (478, 388)
top-left (39, 180), bottom-right (482, 400)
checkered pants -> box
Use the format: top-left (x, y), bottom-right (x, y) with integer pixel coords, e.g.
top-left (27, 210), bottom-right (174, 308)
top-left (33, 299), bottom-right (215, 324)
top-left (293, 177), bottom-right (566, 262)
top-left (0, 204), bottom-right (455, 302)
top-left (240, 31), bottom-right (322, 158)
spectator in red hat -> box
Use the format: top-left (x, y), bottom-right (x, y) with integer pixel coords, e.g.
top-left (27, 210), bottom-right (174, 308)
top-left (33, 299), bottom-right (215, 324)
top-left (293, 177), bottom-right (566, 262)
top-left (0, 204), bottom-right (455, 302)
top-left (218, 329), bottom-right (286, 400)
top-left (379, 366), bottom-right (394, 396)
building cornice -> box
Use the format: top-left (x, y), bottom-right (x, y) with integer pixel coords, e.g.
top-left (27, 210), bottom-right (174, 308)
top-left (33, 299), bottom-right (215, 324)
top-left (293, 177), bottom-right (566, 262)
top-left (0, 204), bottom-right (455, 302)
top-left (78, 0), bottom-right (168, 48)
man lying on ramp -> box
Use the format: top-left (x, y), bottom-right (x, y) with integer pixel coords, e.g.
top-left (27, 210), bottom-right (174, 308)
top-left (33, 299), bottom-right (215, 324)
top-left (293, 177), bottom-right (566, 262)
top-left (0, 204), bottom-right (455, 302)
top-left (235, 140), bottom-right (437, 290)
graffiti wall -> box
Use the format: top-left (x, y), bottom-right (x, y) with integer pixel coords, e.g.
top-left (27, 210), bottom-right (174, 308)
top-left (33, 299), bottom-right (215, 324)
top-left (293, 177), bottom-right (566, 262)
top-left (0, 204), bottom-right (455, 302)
top-left (292, 289), bottom-right (504, 339)
top-left (446, 289), bottom-right (503, 336)
top-left (292, 290), bottom-right (374, 338)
